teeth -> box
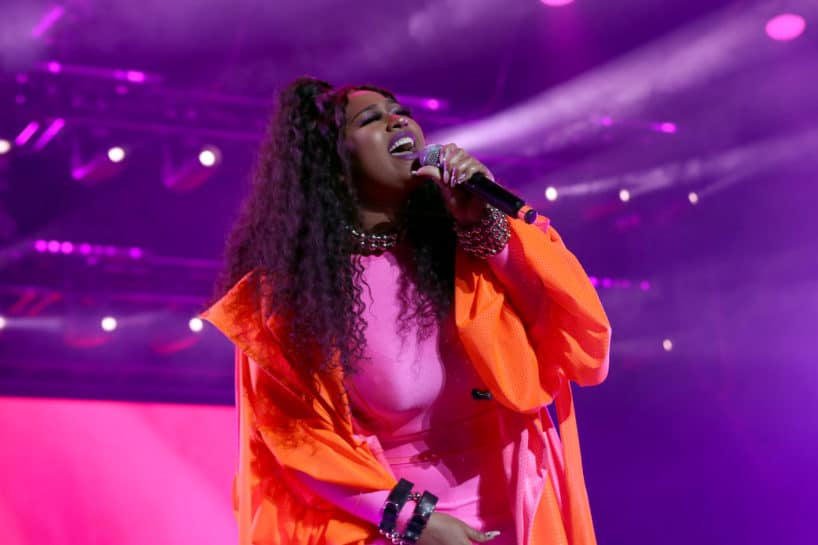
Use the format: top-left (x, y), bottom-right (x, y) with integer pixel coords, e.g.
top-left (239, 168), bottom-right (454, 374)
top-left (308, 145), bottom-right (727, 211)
top-left (389, 136), bottom-right (415, 153)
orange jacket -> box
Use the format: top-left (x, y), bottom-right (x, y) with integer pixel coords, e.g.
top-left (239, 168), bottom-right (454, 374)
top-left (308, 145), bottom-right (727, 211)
top-left (202, 215), bottom-right (611, 545)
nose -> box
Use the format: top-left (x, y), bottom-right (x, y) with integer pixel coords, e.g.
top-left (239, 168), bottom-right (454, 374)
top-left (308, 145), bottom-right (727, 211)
top-left (388, 114), bottom-right (409, 129)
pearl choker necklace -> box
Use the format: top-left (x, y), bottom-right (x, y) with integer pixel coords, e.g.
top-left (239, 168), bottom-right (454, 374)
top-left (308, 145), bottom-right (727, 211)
top-left (346, 225), bottom-right (401, 255)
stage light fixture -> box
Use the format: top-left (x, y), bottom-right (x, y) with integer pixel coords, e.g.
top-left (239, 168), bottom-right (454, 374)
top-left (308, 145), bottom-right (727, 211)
top-left (107, 147), bottom-right (126, 163)
top-left (72, 143), bottom-right (128, 184)
top-left (198, 146), bottom-right (221, 167)
top-left (766, 13), bottom-right (806, 41)
top-left (101, 317), bottom-right (118, 332)
top-left (189, 318), bottom-right (204, 333)
top-left (164, 146), bottom-right (220, 192)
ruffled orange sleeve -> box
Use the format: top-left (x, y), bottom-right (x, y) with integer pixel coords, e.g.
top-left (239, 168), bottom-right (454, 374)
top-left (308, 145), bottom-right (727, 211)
top-left (454, 215), bottom-right (611, 413)
top-left (201, 274), bottom-right (396, 545)
top-left (453, 215), bottom-right (610, 545)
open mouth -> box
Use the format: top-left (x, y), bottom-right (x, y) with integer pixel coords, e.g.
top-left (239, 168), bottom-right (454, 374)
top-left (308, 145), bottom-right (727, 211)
top-left (388, 131), bottom-right (417, 158)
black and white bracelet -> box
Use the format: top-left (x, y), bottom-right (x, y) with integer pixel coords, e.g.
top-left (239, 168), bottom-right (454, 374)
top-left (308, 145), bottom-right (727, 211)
top-left (378, 479), bottom-right (414, 542)
top-left (402, 491), bottom-right (438, 544)
top-left (379, 481), bottom-right (438, 545)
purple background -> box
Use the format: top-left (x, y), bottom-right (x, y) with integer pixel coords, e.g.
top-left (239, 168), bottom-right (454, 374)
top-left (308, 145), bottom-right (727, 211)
top-left (1, 1), bottom-right (816, 543)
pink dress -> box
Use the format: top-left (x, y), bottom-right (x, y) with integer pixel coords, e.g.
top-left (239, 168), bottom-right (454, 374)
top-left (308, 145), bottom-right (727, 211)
top-left (297, 244), bottom-right (565, 545)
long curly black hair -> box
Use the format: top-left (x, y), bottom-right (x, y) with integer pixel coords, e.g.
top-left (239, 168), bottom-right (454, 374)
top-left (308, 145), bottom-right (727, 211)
top-left (215, 77), bottom-right (456, 379)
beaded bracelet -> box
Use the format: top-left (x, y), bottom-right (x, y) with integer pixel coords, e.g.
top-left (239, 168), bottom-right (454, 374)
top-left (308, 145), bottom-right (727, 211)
top-left (453, 205), bottom-right (511, 258)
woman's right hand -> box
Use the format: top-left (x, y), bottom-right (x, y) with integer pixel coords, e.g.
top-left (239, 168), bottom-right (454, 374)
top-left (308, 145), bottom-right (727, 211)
top-left (417, 512), bottom-right (500, 545)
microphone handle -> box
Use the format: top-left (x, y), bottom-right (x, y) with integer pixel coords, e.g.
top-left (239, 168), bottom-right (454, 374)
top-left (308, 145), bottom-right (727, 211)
top-left (464, 173), bottom-right (537, 224)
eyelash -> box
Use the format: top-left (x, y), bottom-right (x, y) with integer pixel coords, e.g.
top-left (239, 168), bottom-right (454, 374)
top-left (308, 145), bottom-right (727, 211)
top-left (360, 108), bottom-right (413, 126)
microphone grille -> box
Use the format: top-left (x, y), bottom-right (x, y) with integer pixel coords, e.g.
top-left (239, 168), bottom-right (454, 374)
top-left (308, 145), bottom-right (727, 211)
top-left (417, 144), bottom-right (442, 167)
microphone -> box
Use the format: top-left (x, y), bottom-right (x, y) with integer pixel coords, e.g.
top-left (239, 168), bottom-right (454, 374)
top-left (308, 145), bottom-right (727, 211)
top-left (417, 144), bottom-right (537, 224)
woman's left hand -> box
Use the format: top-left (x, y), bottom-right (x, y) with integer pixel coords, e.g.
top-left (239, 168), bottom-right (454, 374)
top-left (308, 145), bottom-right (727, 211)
top-left (412, 143), bottom-right (493, 225)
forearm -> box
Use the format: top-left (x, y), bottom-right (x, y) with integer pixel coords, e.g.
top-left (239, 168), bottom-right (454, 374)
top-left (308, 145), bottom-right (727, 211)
top-left (293, 470), bottom-right (415, 529)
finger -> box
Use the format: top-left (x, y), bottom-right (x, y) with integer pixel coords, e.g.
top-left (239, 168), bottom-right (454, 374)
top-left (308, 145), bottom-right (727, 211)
top-left (441, 147), bottom-right (450, 186)
top-left (464, 525), bottom-right (501, 542)
top-left (455, 165), bottom-right (479, 187)
top-left (413, 165), bottom-right (441, 182)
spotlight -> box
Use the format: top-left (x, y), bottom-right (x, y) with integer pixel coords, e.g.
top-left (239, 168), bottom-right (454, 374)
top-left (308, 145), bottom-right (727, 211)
top-left (101, 316), bottom-right (117, 332)
top-left (766, 13), bottom-right (806, 41)
top-left (424, 98), bottom-right (441, 111)
top-left (164, 146), bottom-right (220, 192)
top-left (662, 339), bottom-right (673, 351)
top-left (0, 316), bottom-right (6, 330)
top-left (541, 0), bottom-right (574, 6)
top-left (0, 139), bottom-right (11, 154)
top-left (545, 187), bottom-right (558, 201)
top-left (656, 122), bottom-right (677, 134)
top-left (72, 143), bottom-right (127, 185)
top-left (619, 189), bottom-right (631, 202)
top-left (107, 146), bottom-right (126, 163)
top-left (189, 317), bottom-right (204, 333)
top-left (688, 192), bottom-right (699, 205)
top-left (198, 146), bottom-right (221, 167)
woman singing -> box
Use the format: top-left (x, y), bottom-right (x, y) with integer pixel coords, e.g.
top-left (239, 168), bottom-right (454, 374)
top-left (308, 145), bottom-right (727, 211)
top-left (202, 77), bottom-right (611, 545)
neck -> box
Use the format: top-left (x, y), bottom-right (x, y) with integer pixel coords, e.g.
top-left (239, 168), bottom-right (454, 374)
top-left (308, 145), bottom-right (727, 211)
top-left (357, 203), bottom-right (402, 232)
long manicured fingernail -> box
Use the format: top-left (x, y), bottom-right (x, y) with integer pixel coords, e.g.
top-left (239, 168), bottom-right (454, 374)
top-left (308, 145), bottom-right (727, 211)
top-left (484, 531), bottom-right (501, 539)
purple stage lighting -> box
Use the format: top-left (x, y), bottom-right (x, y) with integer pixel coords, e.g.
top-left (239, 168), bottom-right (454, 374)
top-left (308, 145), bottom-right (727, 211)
top-left (128, 248), bottom-right (144, 260)
top-left (72, 147), bottom-right (128, 184)
top-left (656, 122), bottom-right (678, 134)
top-left (766, 13), bottom-right (806, 41)
top-left (125, 71), bottom-right (146, 84)
top-left (31, 6), bottom-right (66, 39)
top-left (15, 122), bottom-right (40, 146)
top-left (33, 119), bottom-right (65, 151)
top-left (425, 99), bottom-right (441, 111)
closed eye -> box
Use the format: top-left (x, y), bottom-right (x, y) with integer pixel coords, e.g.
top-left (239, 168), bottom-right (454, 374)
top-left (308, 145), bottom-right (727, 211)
top-left (359, 106), bottom-right (412, 127)
top-left (359, 112), bottom-right (382, 126)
